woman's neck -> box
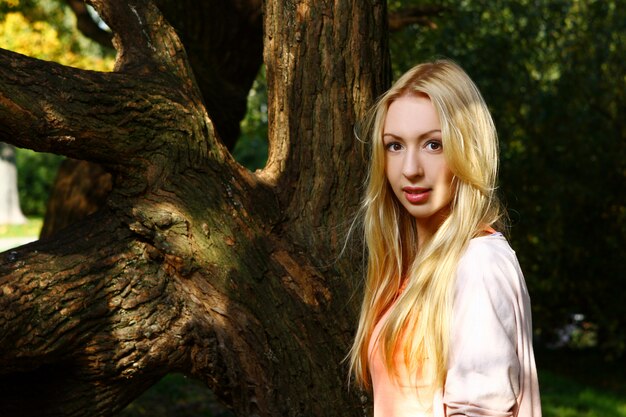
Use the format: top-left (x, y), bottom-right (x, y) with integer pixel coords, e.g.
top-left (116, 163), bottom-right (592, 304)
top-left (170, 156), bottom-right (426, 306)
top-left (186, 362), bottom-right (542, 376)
top-left (415, 208), bottom-right (450, 247)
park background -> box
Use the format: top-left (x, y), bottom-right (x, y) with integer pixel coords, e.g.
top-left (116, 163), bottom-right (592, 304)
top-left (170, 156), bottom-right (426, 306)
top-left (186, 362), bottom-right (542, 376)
top-left (0, 0), bottom-right (624, 416)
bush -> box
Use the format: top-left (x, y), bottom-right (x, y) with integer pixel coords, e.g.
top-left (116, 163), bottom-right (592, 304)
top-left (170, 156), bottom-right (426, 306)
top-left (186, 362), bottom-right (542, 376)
top-left (15, 148), bottom-right (63, 217)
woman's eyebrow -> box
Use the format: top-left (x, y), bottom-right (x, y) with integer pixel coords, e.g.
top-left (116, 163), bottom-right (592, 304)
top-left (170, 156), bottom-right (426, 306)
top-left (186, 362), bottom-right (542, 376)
top-left (382, 133), bottom-right (402, 140)
top-left (382, 129), bottom-right (441, 140)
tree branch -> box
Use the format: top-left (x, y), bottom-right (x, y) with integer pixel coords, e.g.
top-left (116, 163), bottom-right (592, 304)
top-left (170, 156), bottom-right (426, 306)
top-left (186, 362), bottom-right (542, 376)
top-left (63, 0), bottom-right (263, 148)
top-left (263, 0), bottom-right (390, 256)
top-left (0, 51), bottom-right (129, 160)
top-left (388, 5), bottom-right (448, 31)
top-left (86, 0), bottom-right (186, 77)
top-left (0, 165), bottom-right (353, 415)
top-left (0, 49), bottom-right (211, 170)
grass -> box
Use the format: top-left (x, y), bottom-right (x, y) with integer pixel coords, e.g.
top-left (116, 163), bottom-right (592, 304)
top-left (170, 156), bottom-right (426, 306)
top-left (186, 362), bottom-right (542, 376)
top-left (540, 370), bottom-right (626, 417)
top-left (117, 374), bottom-right (233, 417)
top-left (538, 348), bottom-right (626, 417)
top-left (0, 217), bottom-right (42, 238)
top-left (115, 350), bottom-right (626, 417)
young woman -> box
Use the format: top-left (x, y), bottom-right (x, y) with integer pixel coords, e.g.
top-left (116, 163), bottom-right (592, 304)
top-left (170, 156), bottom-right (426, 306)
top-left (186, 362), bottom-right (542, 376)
top-left (349, 60), bottom-right (541, 417)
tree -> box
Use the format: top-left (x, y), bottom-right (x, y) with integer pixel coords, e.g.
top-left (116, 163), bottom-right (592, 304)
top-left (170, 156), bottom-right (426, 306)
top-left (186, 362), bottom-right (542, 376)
top-left (0, 143), bottom-right (27, 225)
top-left (0, 1), bottom-right (389, 416)
top-left (41, 0), bottom-right (265, 238)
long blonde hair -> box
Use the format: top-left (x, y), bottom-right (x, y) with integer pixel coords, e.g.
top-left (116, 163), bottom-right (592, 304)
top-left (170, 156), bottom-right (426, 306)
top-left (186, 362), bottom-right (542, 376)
top-left (349, 60), bottom-right (504, 390)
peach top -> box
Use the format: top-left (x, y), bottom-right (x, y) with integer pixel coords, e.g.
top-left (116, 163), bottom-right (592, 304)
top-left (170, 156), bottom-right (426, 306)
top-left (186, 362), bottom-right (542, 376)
top-left (368, 234), bottom-right (542, 417)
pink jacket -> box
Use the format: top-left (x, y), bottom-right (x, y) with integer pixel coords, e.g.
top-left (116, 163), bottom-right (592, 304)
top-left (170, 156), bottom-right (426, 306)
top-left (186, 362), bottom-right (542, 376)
top-left (369, 234), bottom-right (542, 417)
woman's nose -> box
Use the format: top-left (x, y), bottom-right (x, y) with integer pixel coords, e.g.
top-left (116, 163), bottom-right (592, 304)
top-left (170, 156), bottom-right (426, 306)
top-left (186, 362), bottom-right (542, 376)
top-left (402, 148), bottom-right (423, 178)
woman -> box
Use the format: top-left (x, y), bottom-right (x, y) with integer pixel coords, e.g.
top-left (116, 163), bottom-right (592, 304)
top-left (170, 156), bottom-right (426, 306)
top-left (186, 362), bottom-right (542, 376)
top-left (349, 60), bottom-right (541, 417)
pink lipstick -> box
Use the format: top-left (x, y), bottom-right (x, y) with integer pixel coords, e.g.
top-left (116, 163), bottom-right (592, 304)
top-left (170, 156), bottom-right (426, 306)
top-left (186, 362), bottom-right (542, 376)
top-left (402, 186), bottom-right (431, 204)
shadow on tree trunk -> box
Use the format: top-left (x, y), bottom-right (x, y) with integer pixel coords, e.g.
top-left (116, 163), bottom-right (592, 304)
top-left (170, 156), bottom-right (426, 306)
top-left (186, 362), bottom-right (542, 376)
top-left (0, 0), bottom-right (389, 415)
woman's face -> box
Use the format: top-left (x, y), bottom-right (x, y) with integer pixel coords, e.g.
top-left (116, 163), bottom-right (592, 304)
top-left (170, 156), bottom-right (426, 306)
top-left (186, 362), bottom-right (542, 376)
top-left (382, 94), bottom-right (454, 232)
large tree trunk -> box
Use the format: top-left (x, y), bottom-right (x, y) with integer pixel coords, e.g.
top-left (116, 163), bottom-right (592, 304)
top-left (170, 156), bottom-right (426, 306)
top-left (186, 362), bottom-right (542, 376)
top-left (0, 0), bottom-right (390, 416)
top-left (0, 143), bottom-right (27, 225)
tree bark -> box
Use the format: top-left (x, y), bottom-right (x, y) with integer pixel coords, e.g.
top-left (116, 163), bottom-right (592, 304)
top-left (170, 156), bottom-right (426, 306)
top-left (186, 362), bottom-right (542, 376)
top-left (43, 0), bottom-right (265, 239)
top-left (0, 0), bottom-right (390, 416)
top-left (63, 0), bottom-right (264, 148)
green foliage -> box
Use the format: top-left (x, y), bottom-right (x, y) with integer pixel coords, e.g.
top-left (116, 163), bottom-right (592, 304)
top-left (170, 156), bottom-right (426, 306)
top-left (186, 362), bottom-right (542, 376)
top-left (0, 0), bottom-right (114, 70)
top-left (389, 0), bottom-right (626, 357)
top-left (118, 374), bottom-right (233, 417)
top-left (537, 348), bottom-right (626, 417)
top-left (232, 67), bottom-right (269, 171)
top-left (15, 149), bottom-right (63, 217)
top-left (540, 370), bottom-right (626, 417)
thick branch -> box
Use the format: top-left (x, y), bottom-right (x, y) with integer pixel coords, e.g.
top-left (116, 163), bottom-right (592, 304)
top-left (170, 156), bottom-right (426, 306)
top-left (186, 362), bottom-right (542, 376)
top-left (38, 0), bottom-right (265, 238)
top-left (0, 50), bottom-right (210, 170)
top-left (0, 52), bottom-right (128, 160)
top-left (1, 159), bottom-right (359, 416)
top-left (64, 0), bottom-right (263, 148)
top-left (264, 0), bottom-right (390, 256)
top-left (87, 0), bottom-right (192, 80)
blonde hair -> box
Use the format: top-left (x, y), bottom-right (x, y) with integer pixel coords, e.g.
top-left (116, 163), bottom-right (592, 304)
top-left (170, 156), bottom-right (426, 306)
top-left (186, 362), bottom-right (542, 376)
top-left (349, 60), bottom-right (503, 391)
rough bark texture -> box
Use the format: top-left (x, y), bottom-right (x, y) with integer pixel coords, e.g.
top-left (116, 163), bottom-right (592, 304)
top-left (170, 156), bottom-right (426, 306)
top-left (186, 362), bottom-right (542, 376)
top-left (0, 1), bottom-right (390, 416)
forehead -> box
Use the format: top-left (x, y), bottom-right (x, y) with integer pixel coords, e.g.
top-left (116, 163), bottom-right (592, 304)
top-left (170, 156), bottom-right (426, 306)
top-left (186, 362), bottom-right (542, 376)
top-left (383, 95), bottom-right (441, 136)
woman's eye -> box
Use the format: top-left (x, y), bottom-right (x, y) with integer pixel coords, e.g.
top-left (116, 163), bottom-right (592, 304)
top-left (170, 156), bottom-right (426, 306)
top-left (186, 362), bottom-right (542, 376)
top-left (385, 142), bottom-right (403, 152)
top-left (425, 140), bottom-right (442, 151)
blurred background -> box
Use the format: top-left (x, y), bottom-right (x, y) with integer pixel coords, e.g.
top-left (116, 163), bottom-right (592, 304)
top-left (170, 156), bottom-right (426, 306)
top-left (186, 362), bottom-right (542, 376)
top-left (1, 0), bottom-right (624, 416)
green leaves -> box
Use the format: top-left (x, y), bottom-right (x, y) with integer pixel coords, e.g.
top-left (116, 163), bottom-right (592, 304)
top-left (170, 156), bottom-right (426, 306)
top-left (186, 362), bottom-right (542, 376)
top-left (15, 148), bottom-right (62, 217)
top-left (391, 0), bottom-right (626, 357)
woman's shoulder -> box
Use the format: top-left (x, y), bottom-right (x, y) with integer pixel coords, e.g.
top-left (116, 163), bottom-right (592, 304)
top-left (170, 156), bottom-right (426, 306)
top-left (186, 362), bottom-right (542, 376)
top-left (460, 233), bottom-right (516, 264)
top-left (455, 233), bottom-right (525, 296)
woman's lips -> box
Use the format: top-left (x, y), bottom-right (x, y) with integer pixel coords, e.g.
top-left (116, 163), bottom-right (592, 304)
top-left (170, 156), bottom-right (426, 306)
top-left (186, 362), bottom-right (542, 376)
top-left (402, 186), bottom-right (431, 204)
